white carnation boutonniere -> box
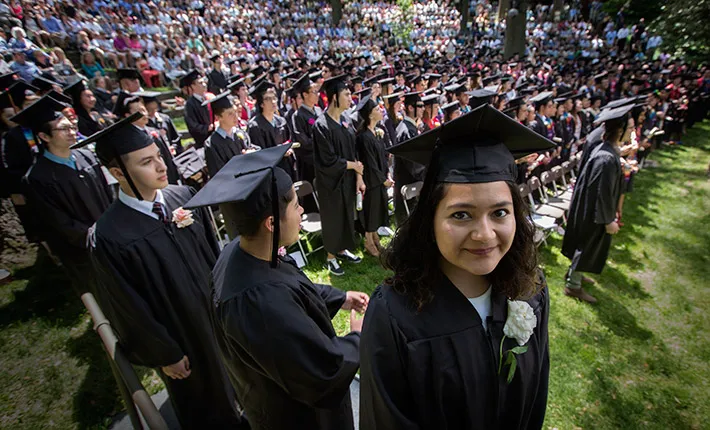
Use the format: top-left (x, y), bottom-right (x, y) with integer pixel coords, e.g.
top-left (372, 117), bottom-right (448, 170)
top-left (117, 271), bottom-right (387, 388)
top-left (171, 207), bottom-right (195, 228)
top-left (498, 299), bottom-right (537, 383)
top-left (375, 128), bottom-right (385, 139)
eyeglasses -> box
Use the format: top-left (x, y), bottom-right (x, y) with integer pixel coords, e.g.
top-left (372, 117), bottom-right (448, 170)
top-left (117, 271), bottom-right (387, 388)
top-left (52, 125), bottom-right (78, 133)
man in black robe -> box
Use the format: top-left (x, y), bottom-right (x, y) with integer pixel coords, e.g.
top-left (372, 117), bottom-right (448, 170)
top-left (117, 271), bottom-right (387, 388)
top-left (562, 106), bottom-right (630, 304)
top-left (203, 92), bottom-right (255, 177)
top-left (182, 145), bottom-right (368, 430)
top-left (292, 73), bottom-right (323, 184)
top-left (247, 80), bottom-right (297, 179)
top-left (181, 70), bottom-right (213, 148)
top-left (116, 92), bottom-right (181, 185)
top-left (144, 93), bottom-right (183, 155)
top-left (393, 92), bottom-right (426, 226)
top-left (18, 95), bottom-right (113, 294)
top-left (207, 53), bottom-right (229, 95)
top-left (79, 113), bottom-right (247, 429)
top-left (313, 75), bottom-right (365, 276)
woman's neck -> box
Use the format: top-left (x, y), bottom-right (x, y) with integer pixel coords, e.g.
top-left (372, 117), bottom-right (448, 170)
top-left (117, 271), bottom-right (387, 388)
top-left (368, 123), bottom-right (377, 132)
top-left (239, 234), bottom-right (273, 262)
top-left (440, 256), bottom-right (490, 298)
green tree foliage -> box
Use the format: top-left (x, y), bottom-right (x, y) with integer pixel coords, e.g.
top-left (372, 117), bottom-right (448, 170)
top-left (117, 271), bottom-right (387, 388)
top-left (391, 0), bottom-right (415, 45)
top-left (650, 0), bottom-right (710, 59)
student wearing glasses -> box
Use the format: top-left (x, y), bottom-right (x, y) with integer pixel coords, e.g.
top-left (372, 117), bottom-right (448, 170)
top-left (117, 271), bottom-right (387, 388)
top-left (17, 94), bottom-right (113, 295)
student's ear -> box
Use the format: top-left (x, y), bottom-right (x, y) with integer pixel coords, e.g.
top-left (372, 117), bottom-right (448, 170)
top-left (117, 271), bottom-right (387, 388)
top-left (37, 132), bottom-right (51, 143)
top-left (264, 215), bottom-right (275, 234)
top-left (108, 166), bottom-right (125, 181)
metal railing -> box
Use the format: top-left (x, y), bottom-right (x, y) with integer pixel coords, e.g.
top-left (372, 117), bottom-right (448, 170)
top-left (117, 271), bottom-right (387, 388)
top-left (81, 293), bottom-right (169, 430)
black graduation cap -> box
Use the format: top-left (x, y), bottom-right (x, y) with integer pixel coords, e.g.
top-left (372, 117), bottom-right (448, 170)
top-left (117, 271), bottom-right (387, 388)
top-left (322, 74), bottom-right (348, 98)
top-left (382, 92), bottom-right (403, 104)
top-left (249, 65), bottom-right (265, 78)
top-left (426, 73), bottom-right (442, 81)
top-left (202, 91), bottom-right (233, 115)
top-left (225, 58), bottom-right (238, 67)
top-left (183, 144), bottom-right (293, 268)
top-left (353, 87), bottom-right (372, 99)
top-left (10, 93), bottom-right (69, 134)
top-left (378, 77), bottom-right (395, 87)
top-left (309, 70), bottom-right (324, 81)
top-left (133, 90), bottom-right (161, 105)
top-left (421, 94), bottom-right (440, 106)
top-left (179, 69), bottom-right (201, 88)
top-left (363, 73), bottom-right (385, 87)
top-left (403, 91), bottom-right (423, 107)
top-left (248, 79), bottom-right (275, 100)
top-left (117, 68), bottom-right (142, 81)
top-left (355, 94), bottom-right (377, 115)
top-left (283, 69), bottom-right (301, 81)
top-left (444, 83), bottom-right (466, 94)
top-left (113, 91), bottom-right (140, 117)
top-left (504, 96), bottom-right (527, 113)
top-left (350, 75), bottom-right (364, 85)
top-left (46, 89), bottom-right (72, 105)
top-left (411, 75), bottom-right (426, 85)
top-left (529, 91), bottom-right (554, 107)
top-left (441, 101), bottom-right (460, 116)
top-left (64, 79), bottom-right (88, 105)
top-left (593, 104), bottom-right (635, 125)
top-left (209, 52), bottom-right (222, 62)
top-left (467, 88), bottom-right (497, 109)
top-left (602, 96), bottom-right (643, 110)
top-left (228, 77), bottom-right (247, 91)
top-left (0, 81), bottom-right (39, 110)
top-left (32, 75), bottom-right (60, 93)
top-left (72, 112), bottom-right (153, 200)
top-left (0, 72), bottom-right (18, 91)
top-left (291, 73), bottom-right (314, 96)
top-left (387, 105), bottom-right (555, 184)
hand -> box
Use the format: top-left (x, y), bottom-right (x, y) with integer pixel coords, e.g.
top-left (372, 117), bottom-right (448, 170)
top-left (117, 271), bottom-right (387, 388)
top-left (353, 161), bottom-right (364, 175)
top-left (285, 149), bottom-right (294, 157)
top-left (208, 123), bottom-right (215, 132)
top-left (350, 309), bottom-right (364, 333)
top-left (605, 221), bottom-right (620, 235)
top-left (174, 96), bottom-right (185, 107)
top-left (342, 291), bottom-right (369, 313)
top-left (384, 178), bottom-right (394, 188)
top-left (357, 178), bottom-right (366, 195)
top-left (161, 355), bottom-right (191, 380)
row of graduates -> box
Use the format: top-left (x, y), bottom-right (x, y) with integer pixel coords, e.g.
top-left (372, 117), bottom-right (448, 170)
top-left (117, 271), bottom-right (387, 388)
top-left (6, 74), bottom-right (555, 427)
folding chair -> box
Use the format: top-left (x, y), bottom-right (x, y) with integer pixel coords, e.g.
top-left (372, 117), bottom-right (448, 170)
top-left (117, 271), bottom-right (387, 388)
top-left (519, 183), bottom-right (558, 246)
top-left (540, 171), bottom-right (571, 211)
top-left (550, 166), bottom-right (574, 201)
top-left (401, 181), bottom-right (424, 216)
top-left (527, 176), bottom-right (567, 221)
top-left (293, 180), bottom-right (324, 265)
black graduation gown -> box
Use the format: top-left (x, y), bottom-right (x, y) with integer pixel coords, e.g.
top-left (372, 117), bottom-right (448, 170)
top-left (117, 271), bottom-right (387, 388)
top-left (313, 113), bottom-right (359, 254)
top-left (357, 129), bottom-right (389, 232)
top-left (393, 119), bottom-right (425, 225)
top-left (360, 276), bottom-right (550, 429)
top-left (148, 112), bottom-right (183, 153)
top-left (247, 113), bottom-right (297, 179)
top-left (91, 185), bottom-right (245, 429)
top-left (211, 240), bottom-right (360, 430)
top-left (383, 116), bottom-right (398, 149)
top-left (94, 87), bottom-right (115, 112)
top-left (76, 108), bottom-right (112, 137)
top-left (184, 95), bottom-right (211, 148)
top-left (204, 128), bottom-right (247, 177)
top-left (25, 149), bottom-right (113, 293)
top-left (145, 126), bottom-right (180, 185)
top-left (293, 105), bottom-right (322, 183)
top-left (207, 68), bottom-right (229, 95)
top-left (561, 141), bottom-right (621, 274)
top-left (579, 125), bottom-right (605, 172)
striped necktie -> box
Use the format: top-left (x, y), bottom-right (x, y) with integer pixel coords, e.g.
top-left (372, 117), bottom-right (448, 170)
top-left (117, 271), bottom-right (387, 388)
top-left (152, 202), bottom-right (168, 224)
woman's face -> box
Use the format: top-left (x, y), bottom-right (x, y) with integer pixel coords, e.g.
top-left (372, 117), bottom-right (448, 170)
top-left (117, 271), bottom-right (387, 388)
top-left (434, 182), bottom-right (516, 277)
top-left (81, 90), bottom-right (96, 110)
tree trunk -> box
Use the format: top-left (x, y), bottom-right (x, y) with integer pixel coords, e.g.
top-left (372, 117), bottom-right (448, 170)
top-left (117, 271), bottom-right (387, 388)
top-left (330, 0), bottom-right (343, 26)
top-left (459, 0), bottom-right (470, 35)
top-left (553, 0), bottom-right (564, 12)
top-left (580, 0), bottom-right (590, 20)
top-left (503, 1), bottom-right (527, 60)
top-left (497, 0), bottom-right (511, 22)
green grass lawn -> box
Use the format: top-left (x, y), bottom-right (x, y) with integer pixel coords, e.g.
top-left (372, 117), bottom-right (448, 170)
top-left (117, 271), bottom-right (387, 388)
top-left (1, 122), bottom-right (708, 429)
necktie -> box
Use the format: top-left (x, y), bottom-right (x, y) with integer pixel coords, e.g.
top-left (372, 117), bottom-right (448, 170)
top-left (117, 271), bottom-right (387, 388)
top-left (152, 202), bottom-right (168, 224)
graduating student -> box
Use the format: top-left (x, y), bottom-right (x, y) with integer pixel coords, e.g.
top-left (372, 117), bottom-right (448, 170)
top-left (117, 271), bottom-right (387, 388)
top-left (65, 79), bottom-right (113, 137)
top-left (203, 91), bottom-right (254, 177)
top-left (355, 95), bottom-right (392, 258)
top-left (381, 92), bottom-right (402, 149)
top-left (292, 73), bottom-right (322, 183)
top-left (143, 92), bottom-right (182, 153)
top-left (116, 68), bottom-right (144, 93)
top-left (313, 75), bottom-right (365, 276)
top-left (115, 91), bottom-right (181, 185)
top-left (247, 80), bottom-right (296, 179)
top-left (561, 105), bottom-right (633, 304)
top-left (183, 145), bottom-right (368, 430)
top-left (17, 95), bottom-right (113, 294)
top-left (181, 69), bottom-right (213, 148)
top-left (80, 113), bottom-right (247, 429)
top-left (207, 52), bottom-right (229, 95)
top-left (360, 105), bottom-right (554, 429)
top-left (393, 92), bottom-right (426, 225)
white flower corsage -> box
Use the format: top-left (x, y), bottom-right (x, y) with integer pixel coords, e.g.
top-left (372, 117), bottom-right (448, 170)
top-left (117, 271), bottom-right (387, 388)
top-left (498, 299), bottom-right (537, 383)
top-left (172, 207), bottom-right (195, 228)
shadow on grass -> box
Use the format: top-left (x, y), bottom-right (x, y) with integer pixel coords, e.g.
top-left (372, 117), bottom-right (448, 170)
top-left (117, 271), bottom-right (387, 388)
top-left (0, 248), bottom-right (84, 330)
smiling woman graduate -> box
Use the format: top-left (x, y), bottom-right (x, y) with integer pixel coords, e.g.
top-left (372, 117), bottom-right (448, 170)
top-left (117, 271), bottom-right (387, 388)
top-left (359, 105), bottom-right (555, 430)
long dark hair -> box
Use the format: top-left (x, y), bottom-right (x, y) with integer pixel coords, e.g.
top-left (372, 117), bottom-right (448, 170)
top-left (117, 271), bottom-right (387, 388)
top-left (382, 179), bottom-right (540, 310)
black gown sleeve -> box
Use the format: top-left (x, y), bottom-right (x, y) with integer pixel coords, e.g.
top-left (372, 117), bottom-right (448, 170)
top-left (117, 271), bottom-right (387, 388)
top-left (359, 132), bottom-right (387, 187)
top-left (185, 101), bottom-right (211, 138)
top-left (313, 283), bottom-right (347, 318)
top-left (592, 154), bottom-right (619, 225)
top-left (293, 113), bottom-right (315, 153)
top-left (360, 288), bottom-right (420, 430)
top-left (92, 235), bottom-right (185, 367)
top-left (226, 282), bottom-right (360, 408)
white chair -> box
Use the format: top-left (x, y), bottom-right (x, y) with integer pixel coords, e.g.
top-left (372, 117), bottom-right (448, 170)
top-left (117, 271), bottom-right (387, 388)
top-left (293, 180), bottom-right (324, 265)
top-left (527, 176), bottom-right (567, 221)
top-left (540, 171), bottom-right (571, 211)
top-left (519, 183), bottom-right (558, 246)
top-left (552, 166), bottom-right (574, 201)
top-left (401, 181), bottom-right (424, 216)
